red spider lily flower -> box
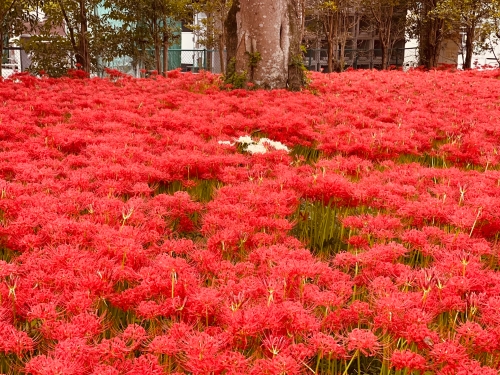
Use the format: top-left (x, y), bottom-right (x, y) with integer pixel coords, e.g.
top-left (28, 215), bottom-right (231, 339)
top-left (262, 334), bottom-right (290, 357)
top-left (250, 354), bottom-right (301, 375)
top-left (90, 365), bottom-right (120, 375)
top-left (148, 334), bottom-right (179, 357)
top-left (391, 350), bottom-right (427, 372)
top-left (121, 324), bottom-right (148, 351)
top-left (125, 354), bottom-right (164, 375)
top-left (310, 332), bottom-right (347, 359)
top-left (430, 340), bottom-right (468, 369)
top-left (346, 328), bottom-right (380, 356)
top-left (0, 321), bottom-right (35, 354)
top-left (25, 355), bottom-right (81, 375)
top-left (452, 360), bottom-right (499, 375)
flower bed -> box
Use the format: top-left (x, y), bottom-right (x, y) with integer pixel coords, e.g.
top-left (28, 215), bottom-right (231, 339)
top-left (1, 69), bottom-right (500, 374)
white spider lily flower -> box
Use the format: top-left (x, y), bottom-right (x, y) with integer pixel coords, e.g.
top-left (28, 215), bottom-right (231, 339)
top-left (236, 135), bottom-right (254, 144)
top-left (246, 143), bottom-right (267, 154)
top-left (258, 138), bottom-right (289, 152)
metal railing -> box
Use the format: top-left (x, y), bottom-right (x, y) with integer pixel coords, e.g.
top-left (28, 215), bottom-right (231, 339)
top-left (303, 47), bottom-right (419, 71)
top-left (1, 47), bottom-right (31, 79)
top-left (2, 46), bottom-right (421, 79)
top-left (168, 49), bottom-right (226, 74)
top-left (120, 49), bottom-right (227, 76)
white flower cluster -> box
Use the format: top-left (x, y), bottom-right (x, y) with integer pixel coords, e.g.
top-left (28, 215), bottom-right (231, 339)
top-left (219, 136), bottom-right (289, 154)
top-left (236, 136), bottom-right (289, 155)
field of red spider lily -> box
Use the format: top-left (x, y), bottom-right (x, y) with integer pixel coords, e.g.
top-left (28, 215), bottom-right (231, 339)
top-left (1, 68), bottom-right (500, 375)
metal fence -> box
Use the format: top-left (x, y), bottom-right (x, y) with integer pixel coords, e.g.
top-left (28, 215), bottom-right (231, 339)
top-left (104, 49), bottom-right (226, 77)
top-left (2, 46), bottom-right (421, 79)
top-left (1, 47), bottom-right (31, 79)
top-left (169, 49), bottom-right (226, 74)
top-left (117, 48), bottom-right (419, 76)
top-left (303, 47), bottom-right (419, 71)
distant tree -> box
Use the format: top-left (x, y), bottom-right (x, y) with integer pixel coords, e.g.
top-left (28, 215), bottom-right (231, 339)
top-left (191, 0), bottom-right (232, 74)
top-left (407, 0), bottom-right (456, 69)
top-left (436, 0), bottom-right (500, 69)
top-left (0, 0), bottom-right (30, 77)
top-left (19, 0), bottom-right (115, 76)
top-left (104, 0), bottom-right (190, 75)
top-left (479, 13), bottom-right (500, 66)
top-left (306, 0), bottom-right (361, 72)
top-left (361, 0), bottom-right (408, 69)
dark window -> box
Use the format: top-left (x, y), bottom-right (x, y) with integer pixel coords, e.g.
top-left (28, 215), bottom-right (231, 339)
top-left (357, 39), bottom-right (370, 51)
top-left (374, 40), bottom-right (382, 57)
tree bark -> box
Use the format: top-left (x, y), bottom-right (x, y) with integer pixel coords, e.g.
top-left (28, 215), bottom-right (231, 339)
top-left (418, 1), bottom-right (445, 69)
top-left (379, 26), bottom-right (390, 69)
top-left (225, 0), bottom-right (239, 66)
top-left (323, 14), bottom-right (335, 73)
top-left (225, 0), bottom-right (304, 90)
top-left (163, 32), bottom-right (169, 75)
top-left (153, 18), bottom-right (161, 73)
top-left (79, 0), bottom-right (89, 73)
top-left (464, 24), bottom-right (474, 69)
top-left (218, 33), bottom-right (225, 74)
top-left (0, 31), bottom-right (4, 78)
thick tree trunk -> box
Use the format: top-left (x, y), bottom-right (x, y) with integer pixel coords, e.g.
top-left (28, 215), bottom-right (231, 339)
top-left (225, 0), bottom-right (303, 90)
top-left (225, 0), bottom-right (239, 66)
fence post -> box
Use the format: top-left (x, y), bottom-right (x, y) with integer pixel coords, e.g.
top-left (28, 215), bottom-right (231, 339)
top-left (203, 49), bottom-right (207, 71)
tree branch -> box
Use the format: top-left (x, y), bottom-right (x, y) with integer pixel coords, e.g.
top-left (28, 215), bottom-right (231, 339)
top-left (57, 0), bottom-right (79, 53)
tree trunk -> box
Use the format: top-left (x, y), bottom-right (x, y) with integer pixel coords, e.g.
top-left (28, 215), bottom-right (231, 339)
top-left (380, 28), bottom-right (389, 69)
top-left (418, 2), bottom-right (444, 69)
top-left (225, 0), bottom-right (304, 90)
top-left (323, 13), bottom-right (335, 73)
top-left (218, 34), bottom-right (225, 74)
top-left (225, 0), bottom-right (239, 67)
top-left (154, 41), bottom-right (161, 73)
top-left (339, 41), bottom-right (346, 71)
top-left (464, 25), bottom-right (474, 69)
top-left (0, 32), bottom-right (4, 78)
top-left (79, 0), bottom-right (89, 73)
top-left (327, 38), bottom-right (334, 73)
top-left (381, 43), bottom-right (389, 69)
top-left (163, 33), bottom-right (169, 75)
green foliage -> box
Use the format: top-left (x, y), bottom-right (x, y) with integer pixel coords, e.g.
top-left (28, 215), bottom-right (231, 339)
top-left (152, 179), bottom-right (221, 203)
top-left (223, 57), bottom-right (248, 88)
top-left (291, 200), bottom-right (349, 258)
top-left (189, 0), bottom-right (233, 49)
top-left (0, 0), bottom-right (36, 76)
top-left (14, 0), bottom-right (115, 76)
top-left (102, 0), bottom-right (190, 72)
top-left (0, 0), bottom-right (29, 41)
top-left (291, 144), bottom-right (322, 164)
top-left (246, 51), bottom-right (261, 67)
top-left (21, 34), bottom-right (75, 77)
